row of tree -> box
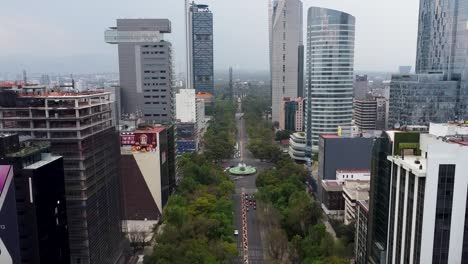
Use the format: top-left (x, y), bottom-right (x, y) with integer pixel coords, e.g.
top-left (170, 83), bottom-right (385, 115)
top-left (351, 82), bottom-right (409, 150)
top-left (242, 95), bottom-right (283, 162)
top-left (203, 100), bottom-right (237, 163)
top-left (144, 100), bottom-right (238, 264)
top-left (256, 158), bottom-right (353, 263)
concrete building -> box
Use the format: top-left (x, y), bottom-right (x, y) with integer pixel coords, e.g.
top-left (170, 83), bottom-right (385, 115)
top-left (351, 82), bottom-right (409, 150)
top-left (288, 132), bottom-right (306, 162)
top-left (176, 89), bottom-right (197, 123)
top-left (175, 89), bottom-right (205, 155)
top-left (120, 125), bottom-right (175, 234)
top-left (416, 0), bottom-right (468, 121)
top-left (321, 180), bottom-right (345, 219)
top-left (186, 1), bottom-right (214, 94)
top-left (355, 200), bottom-right (369, 264)
top-left (105, 19), bottom-right (174, 123)
top-left (343, 181), bottom-right (370, 225)
top-left (383, 123), bottom-right (468, 264)
top-left (0, 135), bottom-right (69, 264)
top-left (305, 8), bottom-right (355, 153)
top-left (0, 86), bottom-right (123, 264)
top-left (269, 0), bottom-right (303, 123)
top-left (279, 97), bottom-right (304, 131)
top-left (317, 135), bottom-right (373, 202)
top-left (389, 73), bottom-right (458, 128)
top-left (354, 96), bottom-right (387, 132)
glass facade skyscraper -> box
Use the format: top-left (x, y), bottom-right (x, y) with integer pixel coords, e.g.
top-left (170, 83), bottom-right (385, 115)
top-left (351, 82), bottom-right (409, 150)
top-left (186, 2), bottom-right (214, 94)
top-left (416, 0), bottom-right (468, 120)
top-left (389, 73), bottom-right (458, 127)
top-left (304, 7), bottom-right (355, 153)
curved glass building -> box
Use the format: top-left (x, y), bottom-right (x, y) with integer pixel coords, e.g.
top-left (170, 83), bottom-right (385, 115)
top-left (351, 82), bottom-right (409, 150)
top-left (304, 7), bottom-right (355, 153)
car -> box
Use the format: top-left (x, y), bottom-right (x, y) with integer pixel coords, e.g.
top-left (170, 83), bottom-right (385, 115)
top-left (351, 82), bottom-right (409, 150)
top-left (253, 206), bottom-right (256, 210)
top-left (234, 229), bottom-right (239, 236)
top-left (246, 207), bottom-right (249, 212)
top-left (249, 201), bottom-right (252, 205)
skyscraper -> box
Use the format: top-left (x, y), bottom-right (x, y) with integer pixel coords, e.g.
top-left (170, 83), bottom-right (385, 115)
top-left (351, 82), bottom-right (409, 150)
top-left (388, 73), bottom-right (458, 128)
top-left (0, 86), bottom-right (123, 264)
top-left (269, 0), bottom-right (303, 123)
top-left (105, 19), bottom-right (174, 124)
top-left (304, 7), bottom-right (355, 152)
top-left (415, 0), bottom-right (468, 120)
top-left (186, 1), bottom-right (214, 94)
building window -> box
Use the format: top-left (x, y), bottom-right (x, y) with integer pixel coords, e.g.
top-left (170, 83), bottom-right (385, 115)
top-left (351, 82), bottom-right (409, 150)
top-left (283, 31), bottom-right (286, 40)
top-left (283, 65), bottom-right (285, 73)
top-left (283, 54), bottom-right (286, 61)
top-left (283, 43), bottom-right (286, 51)
top-left (432, 164), bottom-right (456, 263)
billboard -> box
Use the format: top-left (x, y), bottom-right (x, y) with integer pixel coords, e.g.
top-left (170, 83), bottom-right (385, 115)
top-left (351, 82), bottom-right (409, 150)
top-left (0, 165), bottom-right (20, 263)
top-left (121, 132), bottom-right (158, 153)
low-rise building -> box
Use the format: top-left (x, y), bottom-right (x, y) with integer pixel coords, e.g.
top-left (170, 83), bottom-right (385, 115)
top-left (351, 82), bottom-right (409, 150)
top-left (343, 180), bottom-right (370, 225)
top-left (317, 134), bottom-right (373, 201)
top-left (321, 180), bottom-right (345, 220)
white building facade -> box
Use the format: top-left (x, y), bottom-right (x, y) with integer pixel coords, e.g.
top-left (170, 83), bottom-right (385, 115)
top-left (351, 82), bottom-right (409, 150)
top-left (176, 89), bottom-right (196, 123)
top-left (269, 0), bottom-right (303, 123)
top-left (385, 123), bottom-right (468, 264)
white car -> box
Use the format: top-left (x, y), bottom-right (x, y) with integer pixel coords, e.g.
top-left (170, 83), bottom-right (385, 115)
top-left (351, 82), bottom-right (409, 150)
top-left (234, 229), bottom-right (239, 236)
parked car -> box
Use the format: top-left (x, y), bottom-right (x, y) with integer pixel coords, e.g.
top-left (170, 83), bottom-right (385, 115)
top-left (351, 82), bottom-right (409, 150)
top-left (234, 229), bottom-right (239, 236)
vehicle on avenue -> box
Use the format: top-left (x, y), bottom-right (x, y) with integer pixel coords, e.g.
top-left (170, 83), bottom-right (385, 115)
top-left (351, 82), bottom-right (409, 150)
top-left (234, 229), bottom-right (239, 236)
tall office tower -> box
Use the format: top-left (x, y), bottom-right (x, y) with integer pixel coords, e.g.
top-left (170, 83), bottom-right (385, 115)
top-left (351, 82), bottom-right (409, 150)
top-left (416, 0), bottom-right (468, 120)
top-left (366, 130), bottom-right (420, 264)
top-left (0, 86), bottom-right (123, 264)
top-left (269, 0), bottom-right (303, 123)
top-left (383, 123), bottom-right (468, 264)
top-left (186, 2), bottom-right (214, 94)
top-left (304, 8), bottom-right (355, 152)
top-left (0, 135), bottom-right (69, 264)
top-left (388, 73), bottom-right (458, 128)
top-left (105, 19), bottom-right (174, 124)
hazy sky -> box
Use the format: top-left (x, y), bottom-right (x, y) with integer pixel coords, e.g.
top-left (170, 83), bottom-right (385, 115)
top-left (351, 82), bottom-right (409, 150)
top-left (0, 0), bottom-right (420, 74)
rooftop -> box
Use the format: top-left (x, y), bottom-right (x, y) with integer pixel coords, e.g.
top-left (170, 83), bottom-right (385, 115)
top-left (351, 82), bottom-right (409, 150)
top-left (387, 155), bottom-right (426, 177)
top-left (6, 141), bottom-right (50, 158)
top-left (121, 125), bottom-right (166, 134)
top-left (321, 180), bottom-right (344, 192)
top-left (18, 91), bottom-right (111, 98)
top-left (321, 134), bottom-right (340, 139)
top-left (336, 169), bottom-right (370, 174)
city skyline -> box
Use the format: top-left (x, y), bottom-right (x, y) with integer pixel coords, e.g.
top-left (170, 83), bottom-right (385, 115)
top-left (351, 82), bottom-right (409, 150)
top-left (0, 0), bottom-right (419, 74)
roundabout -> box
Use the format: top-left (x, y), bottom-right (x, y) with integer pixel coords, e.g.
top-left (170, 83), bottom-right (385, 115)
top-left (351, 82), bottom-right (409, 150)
top-left (229, 163), bottom-right (257, 175)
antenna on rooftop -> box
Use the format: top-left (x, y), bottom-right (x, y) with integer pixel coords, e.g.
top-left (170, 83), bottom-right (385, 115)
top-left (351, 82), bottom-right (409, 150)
top-left (23, 70), bottom-right (27, 85)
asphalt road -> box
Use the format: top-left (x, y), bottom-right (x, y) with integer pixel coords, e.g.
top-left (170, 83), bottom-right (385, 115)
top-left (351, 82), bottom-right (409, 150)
top-left (229, 112), bottom-right (270, 264)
